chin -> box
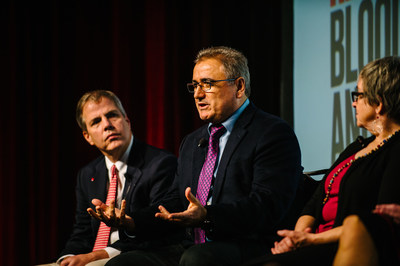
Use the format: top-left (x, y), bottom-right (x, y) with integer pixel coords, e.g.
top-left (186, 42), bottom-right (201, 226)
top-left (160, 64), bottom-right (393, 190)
top-left (198, 112), bottom-right (211, 122)
top-left (200, 117), bottom-right (212, 123)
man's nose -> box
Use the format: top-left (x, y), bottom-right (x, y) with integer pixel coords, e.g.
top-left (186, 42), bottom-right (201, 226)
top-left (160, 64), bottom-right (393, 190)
top-left (193, 86), bottom-right (205, 99)
top-left (103, 119), bottom-right (114, 131)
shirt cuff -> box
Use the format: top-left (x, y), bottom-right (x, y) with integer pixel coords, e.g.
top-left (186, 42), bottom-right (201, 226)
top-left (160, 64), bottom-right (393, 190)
top-left (104, 247), bottom-right (121, 258)
top-left (124, 230), bottom-right (137, 239)
top-left (56, 254), bottom-right (74, 264)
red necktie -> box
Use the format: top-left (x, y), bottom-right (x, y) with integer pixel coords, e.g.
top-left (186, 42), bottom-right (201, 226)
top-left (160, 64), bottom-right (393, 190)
top-left (194, 125), bottom-right (226, 244)
top-left (92, 165), bottom-right (118, 251)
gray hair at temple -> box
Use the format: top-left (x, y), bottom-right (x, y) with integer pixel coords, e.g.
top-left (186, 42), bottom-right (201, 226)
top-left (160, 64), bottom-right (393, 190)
top-left (195, 46), bottom-right (251, 97)
top-left (76, 90), bottom-right (127, 131)
top-left (360, 56), bottom-right (400, 122)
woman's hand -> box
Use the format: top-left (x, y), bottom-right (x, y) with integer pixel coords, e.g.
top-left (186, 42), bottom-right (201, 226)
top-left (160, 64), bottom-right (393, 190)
top-left (271, 227), bottom-right (314, 254)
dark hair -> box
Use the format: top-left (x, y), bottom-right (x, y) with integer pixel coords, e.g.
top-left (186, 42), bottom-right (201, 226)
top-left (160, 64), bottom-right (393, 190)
top-left (195, 46), bottom-right (251, 97)
top-left (76, 90), bottom-right (126, 131)
top-left (360, 56), bottom-right (400, 122)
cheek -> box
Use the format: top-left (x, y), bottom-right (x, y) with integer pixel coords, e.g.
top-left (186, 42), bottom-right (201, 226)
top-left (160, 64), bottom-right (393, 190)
top-left (89, 130), bottom-right (104, 144)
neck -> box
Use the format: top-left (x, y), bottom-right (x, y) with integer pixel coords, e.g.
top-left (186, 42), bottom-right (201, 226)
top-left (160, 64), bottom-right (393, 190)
top-left (368, 114), bottom-right (400, 140)
top-left (105, 152), bottom-right (122, 163)
top-left (374, 121), bottom-right (400, 143)
top-left (103, 142), bottom-right (130, 163)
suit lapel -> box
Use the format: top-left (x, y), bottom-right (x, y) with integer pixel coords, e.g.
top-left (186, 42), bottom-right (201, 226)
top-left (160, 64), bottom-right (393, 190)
top-left (92, 158), bottom-right (108, 203)
top-left (123, 139), bottom-right (144, 198)
top-left (191, 127), bottom-right (209, 194)
top-left (212, 103), bottom-right (257, 202)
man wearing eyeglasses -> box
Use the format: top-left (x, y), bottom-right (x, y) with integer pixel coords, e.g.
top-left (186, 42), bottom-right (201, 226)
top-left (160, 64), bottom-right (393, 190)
top-left (98, 46), bottom-right (302, 266)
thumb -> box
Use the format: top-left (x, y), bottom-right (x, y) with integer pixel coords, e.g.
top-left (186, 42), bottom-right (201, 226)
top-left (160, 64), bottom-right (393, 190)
top-left (92, 198), bottom-right (106, 209)
top-left (185, 187), bottom-right (199, 204)
top-left (304, 227), bottom-right (312, 233)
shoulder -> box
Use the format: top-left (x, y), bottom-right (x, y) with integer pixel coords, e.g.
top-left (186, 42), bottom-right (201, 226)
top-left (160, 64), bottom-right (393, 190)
top-left (178, 124), bottom-right (208, 150)
top-left (132, 139), bottom-right (177, 164)
top-left (242, 104), bottom-right (296, 139)
top-left (78, 155), bottom-right (104, 175)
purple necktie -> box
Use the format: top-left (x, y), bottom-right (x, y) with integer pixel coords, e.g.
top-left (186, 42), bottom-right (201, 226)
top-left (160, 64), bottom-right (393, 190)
top-left (195, 124), bottom-right (226, 244)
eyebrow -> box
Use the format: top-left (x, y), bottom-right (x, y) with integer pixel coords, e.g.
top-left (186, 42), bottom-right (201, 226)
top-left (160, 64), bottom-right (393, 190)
top-left (88, 110), bottom-right (120, 125)
top-left (192, 78), bottom-right (214, 83)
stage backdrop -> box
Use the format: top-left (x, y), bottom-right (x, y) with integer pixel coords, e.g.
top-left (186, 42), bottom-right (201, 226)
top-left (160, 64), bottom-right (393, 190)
top-left (294, 0), bottom-right (399, 174)
top-left (3, 1), bottom-right (292, 265)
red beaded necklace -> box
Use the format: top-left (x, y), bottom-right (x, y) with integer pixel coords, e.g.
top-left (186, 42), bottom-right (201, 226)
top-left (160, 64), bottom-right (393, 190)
top-left (322, 130), bottom-right (400, 205)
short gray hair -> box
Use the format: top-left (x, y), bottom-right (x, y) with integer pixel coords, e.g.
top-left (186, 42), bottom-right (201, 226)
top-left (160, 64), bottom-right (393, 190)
top-left (360, 56), bottom-right (400, 122)
top-left (76, 90), bottom-right (126, 131)
top-left (195, 46), bottom-right (251, 97)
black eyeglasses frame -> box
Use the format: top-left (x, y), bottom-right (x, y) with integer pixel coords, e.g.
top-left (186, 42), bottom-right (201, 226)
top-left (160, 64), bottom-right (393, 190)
top-left (186, 77), bottom-right (239, 93)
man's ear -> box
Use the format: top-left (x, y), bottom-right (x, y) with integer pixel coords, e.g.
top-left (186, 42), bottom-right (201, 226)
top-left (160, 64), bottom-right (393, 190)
top-left (83, 131), bottom-right (95, 146)
top-left (236, 77), bottom-right (246, 98)
top-left (125, 116), bottom-right (131, 126)
top-left (375, 101), bottom-right (385, 116)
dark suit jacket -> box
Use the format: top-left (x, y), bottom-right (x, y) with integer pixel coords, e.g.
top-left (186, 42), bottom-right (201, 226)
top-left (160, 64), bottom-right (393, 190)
top-left (60, 138), bottom-right (178, 256)
top-left (134, 103), bottom-right (302, 245)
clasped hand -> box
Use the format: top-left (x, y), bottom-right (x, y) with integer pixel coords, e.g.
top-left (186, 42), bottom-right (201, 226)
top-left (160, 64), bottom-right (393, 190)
top-left (87, 199), bottom-right (135, 231)
top-left (271, 227), bottom-right (314, 254)
top-left (155, 187), bottom-right (207, 227)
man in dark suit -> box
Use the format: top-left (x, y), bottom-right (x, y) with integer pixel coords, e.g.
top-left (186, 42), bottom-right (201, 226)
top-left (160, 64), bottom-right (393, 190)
top-left (99, 47), bottom-right (302, 266)
top-left (53, 90), bottom-right (178, 266)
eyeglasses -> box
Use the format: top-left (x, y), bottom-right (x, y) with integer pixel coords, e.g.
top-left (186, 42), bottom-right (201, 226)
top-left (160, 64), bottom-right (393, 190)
top-left (351, 91), bottom-right (365, 102)
top-left (187, 77), bottom-right (239, 93)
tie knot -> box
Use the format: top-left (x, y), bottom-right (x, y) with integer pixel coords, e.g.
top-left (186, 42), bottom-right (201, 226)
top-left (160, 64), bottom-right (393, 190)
top-left (111, 165), bottom-right (118, 178)
top-left (210, 124), bottom-right (226, 138)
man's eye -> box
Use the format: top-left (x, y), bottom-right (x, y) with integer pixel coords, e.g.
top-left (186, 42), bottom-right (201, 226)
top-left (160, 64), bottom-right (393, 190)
top-left (91, 119), bottom-right (100, 126)
top-left (107, 112), bottom-right (119, 119)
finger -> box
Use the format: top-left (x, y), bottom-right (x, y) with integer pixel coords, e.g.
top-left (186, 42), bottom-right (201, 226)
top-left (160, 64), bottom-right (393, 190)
top-left (272, 241), bottom-right (282, 254)
top-left (96, 205), bottom-right (102, 215)
top-left (60, 256), bottom-right (72, 266)
top-left (109, 200), bottom-right (116, 219)
top-left (92, 198), bottom-right (107, 209)
top-left (271, 242), bottom-right (279, 254)
top-left (97, 206), bottom-right (109, 222)
top-left (272, 240), bottom-right (289, 254)
top-left (281, 236), bottom-right (295, 250)
top-left (374, 204), bottom-right (395, 216)
top-left (304, 227), bottom-right (312, 233)
top-left (185, 187), bottom-right (200, 205)
top-left (167, 211), bottom-right (190, 224)
top-left (120, 199), bottom-right (126, 220)
top-left (158, 205), bottom-right (170, 214)
top-left (273, 244), bottom-right (285, 254)
top-left (87, 208), bottom-right (100, 219)
top-left (155, 205), bottom-right (171, 220)
top-left (277, 229), bottom-right (292, 237)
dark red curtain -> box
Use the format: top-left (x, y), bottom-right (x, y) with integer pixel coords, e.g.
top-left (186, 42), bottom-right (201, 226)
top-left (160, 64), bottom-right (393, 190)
top-left (2, 0), bottom-right (292, 264)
